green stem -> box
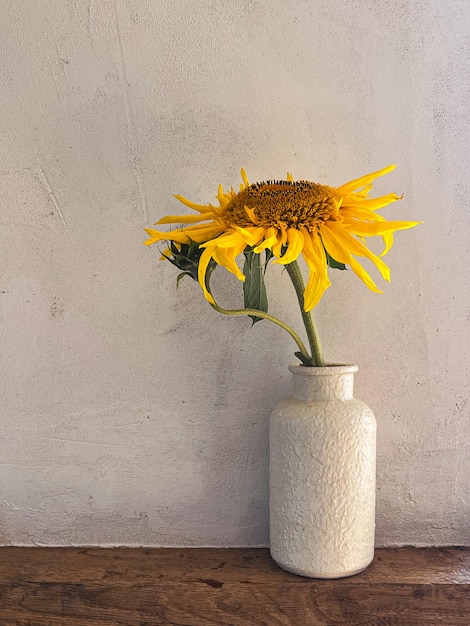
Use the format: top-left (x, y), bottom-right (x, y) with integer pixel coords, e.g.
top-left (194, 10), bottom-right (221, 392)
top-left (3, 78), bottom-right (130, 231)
top-left (285, 261), bottom-right (324, 367)
top-left (210, 300), bottom-right (311, 362)
top-left (207, 295), bottom-right (311, 363)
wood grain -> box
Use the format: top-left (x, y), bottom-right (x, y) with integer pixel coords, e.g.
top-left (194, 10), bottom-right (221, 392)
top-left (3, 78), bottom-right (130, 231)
top-left (0, 547), bottom-right (468, 625)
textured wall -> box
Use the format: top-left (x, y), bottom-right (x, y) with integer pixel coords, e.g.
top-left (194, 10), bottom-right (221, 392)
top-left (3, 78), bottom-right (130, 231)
top-left (0, 0), bottom-right (468, 546)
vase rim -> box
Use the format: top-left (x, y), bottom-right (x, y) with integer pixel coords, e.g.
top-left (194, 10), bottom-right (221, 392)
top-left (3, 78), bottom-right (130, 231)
top-left (288, 364), bottom-right (358, 376)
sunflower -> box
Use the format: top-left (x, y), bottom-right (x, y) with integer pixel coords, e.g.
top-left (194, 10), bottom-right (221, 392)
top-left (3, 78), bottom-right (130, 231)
top-left (144, 165), bottom-right (420, 311)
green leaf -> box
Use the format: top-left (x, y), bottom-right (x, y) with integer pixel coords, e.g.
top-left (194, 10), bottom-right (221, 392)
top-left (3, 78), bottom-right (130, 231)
top-left (325, 249), bottom-right (347, 270)
top-left (294, 351), bottom-right (315, 366)
top-left (243, 250), bottom-right (268, 325)
top-left (264, 249), bottom-right (274, 273)
top-left (165, 238), bottom-right (205, 281)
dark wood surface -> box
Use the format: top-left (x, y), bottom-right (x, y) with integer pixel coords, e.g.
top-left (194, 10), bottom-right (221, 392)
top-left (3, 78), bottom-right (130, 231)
top-left (0, 547), bottom-right (468, 625)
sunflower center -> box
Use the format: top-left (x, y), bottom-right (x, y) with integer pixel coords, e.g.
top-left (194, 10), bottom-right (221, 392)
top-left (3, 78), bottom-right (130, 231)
top-left (225, 180), bottom-right (339, 229)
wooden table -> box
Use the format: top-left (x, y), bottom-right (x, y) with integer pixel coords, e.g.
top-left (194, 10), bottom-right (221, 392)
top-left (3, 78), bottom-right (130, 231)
top-left (0, 547), bottom-right (468, 625)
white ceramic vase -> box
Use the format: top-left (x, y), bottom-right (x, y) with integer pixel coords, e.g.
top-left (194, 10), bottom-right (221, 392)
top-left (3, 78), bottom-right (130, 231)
top-left (269, 364), bottom-right (376, 578)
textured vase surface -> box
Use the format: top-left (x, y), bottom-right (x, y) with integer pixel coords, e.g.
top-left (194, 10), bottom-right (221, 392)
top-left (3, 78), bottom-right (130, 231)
top-left (269, 364), bottom-right (376, 578)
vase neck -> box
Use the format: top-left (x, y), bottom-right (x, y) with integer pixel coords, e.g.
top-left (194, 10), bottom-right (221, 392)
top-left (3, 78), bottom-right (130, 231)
top-left (289, 365), bottom-right (358, 401)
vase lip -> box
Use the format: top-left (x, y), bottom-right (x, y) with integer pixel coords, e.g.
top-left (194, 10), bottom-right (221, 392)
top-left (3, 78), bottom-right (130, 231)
top-left (288, 364), bottom-right (358, 376)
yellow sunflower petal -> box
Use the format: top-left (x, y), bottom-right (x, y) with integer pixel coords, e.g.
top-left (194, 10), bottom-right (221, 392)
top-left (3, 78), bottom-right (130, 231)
top-left (144, 227), bottom-right (192, 246)
top-left (326, 223), bottom-right (391, 281)
top-left (339, 209), bottom-right (404, 256)
top-left (184, 223), bottom-right (224, 241)
top-left (342, 219), bottom-right (422, 238)
top-left (236, 226), bottom-right (265, 247)
top-left (348, 183), bottom-right (373, 199)
top-left (144, 227), bottom-right (165, 246)
top-left (341, 192), bottom-right (402, 211)
top-left (145, 223), bottom-right (223, 247)
top-left (200, 226), bottom-right (264, 250)
top-left (199, 231), bottom-right (243, 249)
top-left (348, 257), bottom-right (384, 294)
top-left (240, 168), bottom-right (249, 187)
top-left (363, 209), bottom-right (421, 256)
top-left (287, 172), bottom-right (293, 182)
top-left (254, 227), bottom-right (279, 253)
top-left (174, 194), bottom-right (214, 213)
top-left (275, 228), bottom-right (304, 265)
top-left (381, 232), bottom-right (394, 256)
top-left (319, 224), bottom-right (383, 293)
top-left (244, 206), bottom-right (260, 225)
top-left (301, 229), bottom-right (331, 311)
top-left (335, 164), bottom-right (396, 195)
top-left (156, 213), bottom-right (213, 225)
top-left (212, 244), bottom-right (246, 282)
top-left (221, 188), bottom-right (237, 208)
top-left (197, 246), bottom-right (216, 305)
top-left (272, 224), bottom-right (287, 257)
top-left (216, 184), bottom-right (224, 202)
top-left (340, 205), bottom-right (386, 221)
top-left (159, 246), bottom-right (172, 260)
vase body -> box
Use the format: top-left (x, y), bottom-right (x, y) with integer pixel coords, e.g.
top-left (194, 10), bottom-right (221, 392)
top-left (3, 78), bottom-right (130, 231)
top-left (269, 364), bottom-right (376, 578)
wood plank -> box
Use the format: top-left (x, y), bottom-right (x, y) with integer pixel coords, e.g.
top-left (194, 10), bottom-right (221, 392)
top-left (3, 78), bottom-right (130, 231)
top-left (0, 547), bottom-right (467, 625)
top-left (0, 547), bottom-right (468, 584)
top-left (0, 581), bottom-right (469, 626)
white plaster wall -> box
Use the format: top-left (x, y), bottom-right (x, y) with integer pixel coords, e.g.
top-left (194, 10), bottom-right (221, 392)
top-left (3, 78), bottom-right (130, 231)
top-left (0, 0), bottom-right (468, 546)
